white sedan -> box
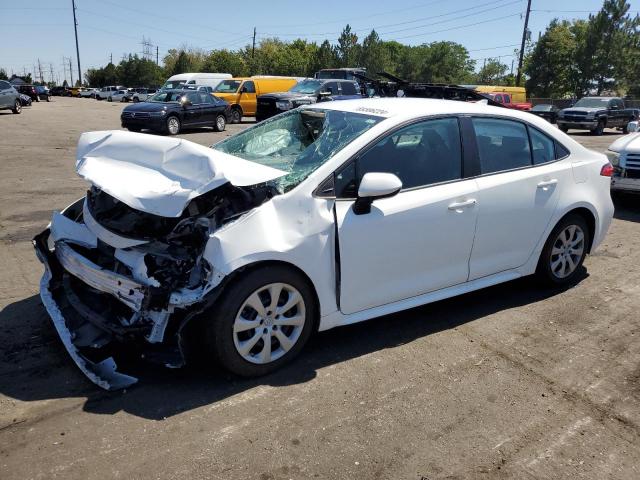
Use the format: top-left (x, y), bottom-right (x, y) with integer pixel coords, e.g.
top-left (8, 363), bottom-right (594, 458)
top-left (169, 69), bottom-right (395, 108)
top-left (34, 98), bottom-right (614, 389)
top-left (607, 124), bottom-right (640, 194)
top-left (108, 89), bottom-right (129, 102)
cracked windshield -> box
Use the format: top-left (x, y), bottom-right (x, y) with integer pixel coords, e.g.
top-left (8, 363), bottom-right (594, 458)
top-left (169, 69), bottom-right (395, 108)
top-left (213, 108), bottom-right (382, 192)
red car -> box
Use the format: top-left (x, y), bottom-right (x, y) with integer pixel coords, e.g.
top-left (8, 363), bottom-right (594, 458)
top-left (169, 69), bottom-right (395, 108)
top-left (487, 92), bottom-right (531, 111)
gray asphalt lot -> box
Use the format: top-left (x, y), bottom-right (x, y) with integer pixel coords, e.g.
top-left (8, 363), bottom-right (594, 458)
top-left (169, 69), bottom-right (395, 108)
top-left (1, 97), bottom-right (639, 480)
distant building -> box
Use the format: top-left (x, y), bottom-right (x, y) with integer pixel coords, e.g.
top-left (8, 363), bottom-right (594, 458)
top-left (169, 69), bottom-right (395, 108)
top-left (9, 75), bottom-right (28, 86)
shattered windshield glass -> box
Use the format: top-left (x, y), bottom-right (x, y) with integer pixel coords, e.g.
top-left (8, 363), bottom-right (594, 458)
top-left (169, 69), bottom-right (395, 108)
top-left (213, 108), bottom-right (383, 192)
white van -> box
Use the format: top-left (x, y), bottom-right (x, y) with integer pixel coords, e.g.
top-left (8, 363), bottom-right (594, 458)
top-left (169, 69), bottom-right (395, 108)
top-left (162, 73), bottom-right (232, 91)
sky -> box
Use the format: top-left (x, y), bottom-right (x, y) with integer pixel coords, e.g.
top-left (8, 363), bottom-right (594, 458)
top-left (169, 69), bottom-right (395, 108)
top-left (0, 0), bottom-right (635, 84)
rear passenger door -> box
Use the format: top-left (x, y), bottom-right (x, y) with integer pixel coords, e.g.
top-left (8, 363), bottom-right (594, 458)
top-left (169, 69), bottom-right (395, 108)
top-left (468, 117), bottom-right (571, 280)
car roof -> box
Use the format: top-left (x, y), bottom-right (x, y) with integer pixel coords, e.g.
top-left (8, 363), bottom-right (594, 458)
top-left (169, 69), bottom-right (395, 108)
top-left (303, 97), bottom-right (526, 119)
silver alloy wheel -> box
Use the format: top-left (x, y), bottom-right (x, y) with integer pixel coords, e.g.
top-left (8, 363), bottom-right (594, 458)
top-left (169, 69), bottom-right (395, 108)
top-left (550, 224), bottom-right (585, 279)
top-left (14, 101), bottom-right (21, 113)
top-left (216, 115), bottom-right (225, 131)
top-left (167, 117), bottom-right (180, 134)
top-left (233, 282), bottom-right (306, 365)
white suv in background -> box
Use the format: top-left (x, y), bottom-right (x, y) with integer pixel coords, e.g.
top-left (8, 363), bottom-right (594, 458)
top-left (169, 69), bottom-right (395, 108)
top-left (95, 86), bottom-right (124, 100)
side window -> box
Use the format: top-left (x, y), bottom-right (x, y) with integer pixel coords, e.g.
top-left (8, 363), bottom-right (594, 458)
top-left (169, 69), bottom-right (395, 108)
top-left (503, 95), bottom-right (511, 104)
top-left (0, 81), bottom-right (10, 90)
top-left (187, 92), bottom-right (200, 104)
top-left (472, 118), bottom-right (532, 174)
top-left (356, 117), bottom-right (463, 190)
top-left (495, 95), bottom-right (503, 103)
top-left (243, 81), bottom-right (256, 93)
top-left (323, 82), bottom-right (339, 95)
top-left (340, 82), bottom-right (358, 95)
top-left (201, 92), bottom-right (214, 103)
top-left (335, 161), bottom-right (357, 198)
top-left (529, 127), bottom-right (555, 164)
top-left (555, 141), bottom-right (570, 159)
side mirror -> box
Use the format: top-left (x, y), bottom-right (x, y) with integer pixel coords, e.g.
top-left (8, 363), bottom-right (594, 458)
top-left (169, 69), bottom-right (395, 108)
top-left (353, 172), bottom-right (402, 215)
top-left (318, 90), bottom-right (332, 98)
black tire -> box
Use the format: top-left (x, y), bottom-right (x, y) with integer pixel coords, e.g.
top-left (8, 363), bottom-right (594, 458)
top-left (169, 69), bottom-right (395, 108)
top-left (127, 127), bottom-right (141, 132)
top-left (214, 114), bottom-right (226, 132)
top-left (165, 115), bottom-right (181, 135)
top-left (108, 96), bottom-right (113, 102)
top-left (133, 97), bottom-right (140, 103)
top-left (230, 107), bottom-right (242, 124)
top-left (35, 96), bottom-right (40, 102)
top-left (591, 119), bottom-right (605, 136)
top-left (559, 125), bottom-right (569, 133)
top-left (622, 124), bottom-right (629, 134)
top-left (205, 265), bottom-right (317, 377)
top-left (12, 100), bottom-right (21, 114)
top-left (536, 213), bottom-right (590, 287)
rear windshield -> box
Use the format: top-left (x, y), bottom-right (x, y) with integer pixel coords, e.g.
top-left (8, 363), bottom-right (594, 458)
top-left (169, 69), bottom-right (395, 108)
top-left (532, 104), bottom-right (553, 111)
top-left (214, 80), bottom-right (242, 93)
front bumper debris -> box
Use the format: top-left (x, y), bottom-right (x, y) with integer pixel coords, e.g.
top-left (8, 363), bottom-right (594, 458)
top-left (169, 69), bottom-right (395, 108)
top-left (34, 230), bottom-right (138, 390)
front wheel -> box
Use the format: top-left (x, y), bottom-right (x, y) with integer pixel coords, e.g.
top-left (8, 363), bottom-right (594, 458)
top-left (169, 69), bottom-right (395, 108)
top-left (108, 96), bottom-right (113, 102)
top-left (536, 214), bottom-right (590, 286)
top-left (205, 265), bottom-right (316, 377)
top-left (166, 115), bottom-right (181, 135)
top-left (12, 100), bottom-right (21, 114)
top-left (46, 96), bottom-right (50, 102)
top-left (591, 120), bottom-right (605, 136)
top-left (133, 97), bottom-right (139, 103)
top-left (214, 114), bottom-right (226, 132)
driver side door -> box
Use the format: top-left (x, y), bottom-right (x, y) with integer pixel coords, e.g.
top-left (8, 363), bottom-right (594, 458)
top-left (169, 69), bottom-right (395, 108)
top-left (333, 117), bottom-right (479, 315)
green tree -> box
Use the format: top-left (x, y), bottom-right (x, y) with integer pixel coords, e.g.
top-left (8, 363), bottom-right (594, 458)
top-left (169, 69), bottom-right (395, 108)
top-left (202, 50), bottom-right (248, 76)
top-left (421, 41), bottom-right (475, 83)
top-left (359, 30), bottom-right (391, 75)
top-left (0, 68), bottom-right (7, 80)
top-left (476, 58), bottom-right (509, 85)
top-left (312, 40), bottom-right (338, 72)
top-left (336, 24), bottom-right (359, 67)
top-left (525, 20), bottom-right (577, 97)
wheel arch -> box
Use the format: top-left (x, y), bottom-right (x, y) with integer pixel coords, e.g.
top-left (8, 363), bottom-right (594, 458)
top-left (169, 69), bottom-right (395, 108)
top-left (552, 206), bottom-right (597, 253)
top-left (220, 259), bottom-right (322, 332)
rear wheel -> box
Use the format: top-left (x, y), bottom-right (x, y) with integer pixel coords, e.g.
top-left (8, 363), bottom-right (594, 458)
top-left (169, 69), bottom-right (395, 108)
top-left (214, 114), bottom-right (226, 132)
top-left (108, 96), bottom-right (113, 102)
top-left (559, 125), bottom-right (569, 133)
top-left (133, 97), bottom-right (140, 103)
top-left (536, 214), bottom-right (590, 286)
top-left (230, 107), bottom-right (242, 124)
top-left (205, 265), bottom-right (316, 377)
top-left (166, 115), bottom-right (180, 135)
top-left (12, 100), bottom-right (21, 114)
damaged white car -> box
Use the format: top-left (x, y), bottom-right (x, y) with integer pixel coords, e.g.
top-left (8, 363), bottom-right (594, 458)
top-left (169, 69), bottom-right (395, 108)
top-left (35, 98), bottom-right (614, 390)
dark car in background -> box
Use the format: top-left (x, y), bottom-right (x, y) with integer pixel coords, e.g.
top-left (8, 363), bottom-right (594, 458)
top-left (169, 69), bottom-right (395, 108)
top-left (557, 96), bottom-right (636, 135)
top-left (529, 104), bottom-right (559, 123)
top-left (121, 89), bottom-right (229, 135)
top-left (19, 93), bottom-right (32, 107)
top-left (16, 84), bottom-right (39, 101)
top-left (35, 85), bottom-right (50, 102)
top-left (255, 79), bottom-right (362, 121)
top-left (0, 80), bottom-right (22, 113)
top-left (50, 86), bottom-right (71, 96)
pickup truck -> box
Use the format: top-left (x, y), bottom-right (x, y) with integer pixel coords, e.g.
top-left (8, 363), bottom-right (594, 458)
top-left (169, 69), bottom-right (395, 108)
top-left (556, 96), bottom-right (635, 135)
top-left (486, 92), bottom-right (531, 111)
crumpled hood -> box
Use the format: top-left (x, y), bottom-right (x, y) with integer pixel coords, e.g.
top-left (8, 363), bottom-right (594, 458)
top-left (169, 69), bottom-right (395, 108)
top-left (76, 130), bottom-right (286, 218)
top-left (609, 132), bottom-right (640, 154)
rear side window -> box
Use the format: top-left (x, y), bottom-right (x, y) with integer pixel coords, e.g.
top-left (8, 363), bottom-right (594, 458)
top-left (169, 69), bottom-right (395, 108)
top-left (472, 118), bottom-right (531, 174)
top-left (0, 81), bottom-right (10, 90)
top-left (555, 141), bottom-right (570, 159)
top-left (340, 82), bottom-right (358, 95)
top-left (529, 127), bottom-right (555, 164)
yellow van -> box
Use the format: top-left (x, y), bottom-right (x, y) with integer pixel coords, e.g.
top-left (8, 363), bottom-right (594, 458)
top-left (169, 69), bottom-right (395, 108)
top-left (472, 85), bottom-right (527, 103)
top-left (213, 77), bottom-right (298, 123)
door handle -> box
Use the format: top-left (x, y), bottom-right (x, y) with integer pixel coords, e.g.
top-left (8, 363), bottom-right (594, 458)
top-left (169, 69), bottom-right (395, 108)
top-left (537, 179), bottom-right (558, 189)
top-left (448, 199), bottom-right (477, 211)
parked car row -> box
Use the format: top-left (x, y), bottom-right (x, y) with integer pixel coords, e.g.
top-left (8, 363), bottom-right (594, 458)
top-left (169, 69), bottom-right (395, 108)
top-left (0, 81), bottom-right (55, 113)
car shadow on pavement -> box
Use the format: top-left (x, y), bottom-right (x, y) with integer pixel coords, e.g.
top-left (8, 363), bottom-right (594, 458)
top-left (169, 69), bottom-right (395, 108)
top-left (0, 271), bottom-right (588, 420)
top-left (613, 194), bottom-right (640, 222)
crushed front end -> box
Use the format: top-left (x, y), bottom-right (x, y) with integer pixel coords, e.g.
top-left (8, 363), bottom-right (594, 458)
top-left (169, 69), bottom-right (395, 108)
top-left (34, 182), bottom-right (275, 390)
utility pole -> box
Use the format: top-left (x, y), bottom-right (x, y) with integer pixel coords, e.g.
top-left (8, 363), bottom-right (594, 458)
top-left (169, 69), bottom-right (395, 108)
top-left (69, 57), bottom-right (74, 86)
top-left (156, 45), bottom-right (159, 66)
top-left (515, 0), bottom-right (532, 87)
top-left (71, 0), bottom-right (82, 85)
top-left (252, 27), bottom-right (256, 58)
top-left (110, 53), bottom-right (113, 64)
top-left (50, 63), bottom-right (55, 85)
top-left (37, 59), bottom-right (44, 84)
